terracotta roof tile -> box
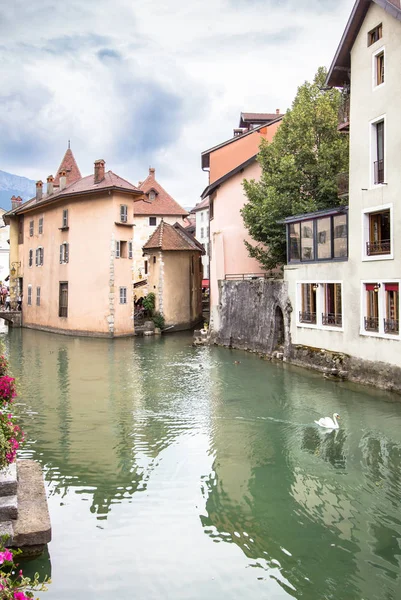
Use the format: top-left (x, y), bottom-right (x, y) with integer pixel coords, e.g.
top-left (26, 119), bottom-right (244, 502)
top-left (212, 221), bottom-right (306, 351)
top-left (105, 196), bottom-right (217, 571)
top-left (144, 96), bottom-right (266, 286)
top-left (53, 148), bottom-right (82, 185)
top-left (240, 112), bottom-right (283, 123)
top-left (7, 170), bottom-right (141, 216)
top-left (192, 197), bottom-right (209, 212)
top-left (143, 220), bottom-right (204, 252)
top-left (135, 168), bottom-right (188, 216)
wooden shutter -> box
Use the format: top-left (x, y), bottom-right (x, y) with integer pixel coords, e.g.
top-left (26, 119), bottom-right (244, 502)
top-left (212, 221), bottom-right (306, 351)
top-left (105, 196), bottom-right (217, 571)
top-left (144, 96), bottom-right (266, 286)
top-left (65, 243), bottom-right (69, 263)
top-left (60, 245), bottom-right (63, 263)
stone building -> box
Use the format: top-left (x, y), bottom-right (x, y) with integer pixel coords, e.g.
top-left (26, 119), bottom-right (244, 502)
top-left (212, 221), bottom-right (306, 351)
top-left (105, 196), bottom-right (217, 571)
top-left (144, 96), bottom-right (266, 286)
top-left (4, 149), bottom-right (143, 337)
top-left (133, 168), bottom-right (188, 294)
top-left (142, 221), bottom-right (204, 331)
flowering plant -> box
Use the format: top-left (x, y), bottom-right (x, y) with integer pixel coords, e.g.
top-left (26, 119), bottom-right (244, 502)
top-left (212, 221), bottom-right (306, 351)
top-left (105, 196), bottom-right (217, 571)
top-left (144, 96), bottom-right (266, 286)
top-left (0, 412), bottom-right (25, 470)
top-left (0, 377), bottom-right (17, 406)
top-left (0, 356), bottom-right (8, 378)
top-left (0, 540), bottom-right (50, 599)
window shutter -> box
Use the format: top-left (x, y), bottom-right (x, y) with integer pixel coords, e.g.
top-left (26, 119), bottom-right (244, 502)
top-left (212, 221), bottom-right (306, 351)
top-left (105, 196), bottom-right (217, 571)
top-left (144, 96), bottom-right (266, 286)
top-left (60, 245), bottom-right (63, 263)
top-left (66, 243), bottom-right (69, 263)
top-left (41, 247), bottom-right (44, 265)
top-left (35, 249), bottom-right (38, 266)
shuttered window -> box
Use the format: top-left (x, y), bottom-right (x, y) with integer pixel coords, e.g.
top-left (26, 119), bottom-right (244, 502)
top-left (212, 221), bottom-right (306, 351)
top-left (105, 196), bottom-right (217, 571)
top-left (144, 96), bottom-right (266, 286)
top-left (36, 287), bottom-right (41, 306)
top-left (115, 241), bottom-right (121, 258)
top-left (120, 205), bottom-right (128, 223)
top-left (60, 243), bottom-right (69, 263)
top-left (29, 220), bottom-right (34, 237)
top-left (36, 247), bottom-right (44, 266)
top-left (62, 209), bottom-right (68, 228)
top-left (28, 250), bottom-right (33, 267)
top-left (59, 282), bottom-right (68, 317)
top-left (119, 287), bottom-right (127, 304)
top-left (38, 217), bottom-right (43, 235)
top-left (128, 241), bottom-right (133, 259)
top-left (27, 286), bottom-right (32, 306)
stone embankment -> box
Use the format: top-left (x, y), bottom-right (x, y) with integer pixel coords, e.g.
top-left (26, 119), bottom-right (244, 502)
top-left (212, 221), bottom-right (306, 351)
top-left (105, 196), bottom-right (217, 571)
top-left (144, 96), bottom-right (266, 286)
top-left (0, 460), bottom-right (51, 556)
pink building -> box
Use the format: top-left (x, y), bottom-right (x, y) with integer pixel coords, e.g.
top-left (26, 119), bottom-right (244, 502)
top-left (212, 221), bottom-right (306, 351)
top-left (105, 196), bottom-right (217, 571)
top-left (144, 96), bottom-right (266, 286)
top-left (5, 149), bottom-right (143, 337)
top-left (201, 113), bottom-right (283, 328)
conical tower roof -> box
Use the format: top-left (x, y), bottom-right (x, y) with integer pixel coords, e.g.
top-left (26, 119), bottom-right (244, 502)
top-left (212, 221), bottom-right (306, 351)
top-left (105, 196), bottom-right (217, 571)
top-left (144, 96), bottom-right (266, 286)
top-left (54, 146), bottom-right (82, 185)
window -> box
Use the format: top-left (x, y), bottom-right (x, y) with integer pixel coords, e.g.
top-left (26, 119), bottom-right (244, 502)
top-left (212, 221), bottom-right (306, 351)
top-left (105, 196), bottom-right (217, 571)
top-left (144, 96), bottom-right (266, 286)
top-left (29, 220), bottom-right (34, 237)
top-left (206, 226), bottom-right (209, 237)
top-left (209, 199), bottom-right (214, 220)
top-left (36, 287), bottom-right (41, 306)
top-left (364, 284), bottom-right (379, 332)
top-left (301, 221), bottom-right (314, 261)
top-left (373, 120), bottom-right (384, 184)
top-left (149, 217), bottom-right (157, 226)
top-left (289, 223), bottom-right (301, 261)
top-left (28, 249), bottom-right (33, 267)
top-left (333, 214), bottom-right (348, 258)
top-left (201, 212), bottom-right (204, 222)
top-left (59, 243), bottom-right (69, 263)
top-left (115, 240), bottom-right (121, 258)
top-left (59, 282), bottom-right (68, 317)
top-left (120, 205), bottom-right (128, 223)
top-left (368, 23), bottom-right (382, 46)
top-left (119, 287), bottom-right (127, 304)
top-left (317, 218), bottom-right (331, 260)
top-left (62, 209), bottom-right (69, 229)
top-left (299, 284), bottom-right (317, 324)
top-left (38, 217), bottom-right (43, 235)
top-left (153, 256), bottom-right (156, 264)
top-left (201, 227), bottom-right (204, 238)
top-left (35, 247), bottom-right (44, 266)
top-left (27, 286), bottom-right (32, 306)
top-left (128, 241), bottom-right (133, 259)
top-left (322, 283), bottom-right (342, 327)
top-left (149, 191), bottom-right (156, 201)
top-left (385, 284), bottom-right (399, 334)
top-left (367, 209), bottom-right (390, 256)
top-left (144, 260), bottom-right (148, 275)
top-left (374, 50), bottom-right (384, 87)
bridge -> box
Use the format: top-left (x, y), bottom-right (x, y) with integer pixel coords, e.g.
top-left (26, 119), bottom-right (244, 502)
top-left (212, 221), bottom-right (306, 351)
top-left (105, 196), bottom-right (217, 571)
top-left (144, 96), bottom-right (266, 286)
top-left (0, 311), bottom-right (22, 327)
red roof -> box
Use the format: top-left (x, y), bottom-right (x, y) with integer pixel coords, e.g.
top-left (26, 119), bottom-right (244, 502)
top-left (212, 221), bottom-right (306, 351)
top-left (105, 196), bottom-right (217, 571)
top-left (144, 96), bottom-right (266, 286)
top-left (143, 220), bottom-right (204, 252)
top-left (53, 148), bottom-right (82, 185)
top-left (192, 197), bottom-right (209, 212)
top-left (135, 167), bottom-right (187, 216)
top-left (7, 169), bottom-right (141, 216)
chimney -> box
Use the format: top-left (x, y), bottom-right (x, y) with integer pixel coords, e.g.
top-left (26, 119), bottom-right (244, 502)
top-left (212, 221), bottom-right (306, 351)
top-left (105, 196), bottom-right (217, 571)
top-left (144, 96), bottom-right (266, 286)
top-left (94, 159), bottom-right (105, 184)
top-left (149, 167), bottom-right (155, 178)
top-left (138, 181), bottom-right (143, 186)
top-left (276, 108), bottom-right (280, 115)
top-left (59, 170), bottom-right (67, 191)
top-left (36, 180), bottom-right (43, 202)
top-left (11, 195), bottom-right (22, 210)
top-left (47, 175), bottom-right (54, 196)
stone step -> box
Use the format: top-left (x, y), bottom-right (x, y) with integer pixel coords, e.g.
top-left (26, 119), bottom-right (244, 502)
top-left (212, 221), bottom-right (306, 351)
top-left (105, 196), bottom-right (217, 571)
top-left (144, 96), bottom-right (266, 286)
top-left (0, 495), bottom-right (18, 521)
top-left (0, 463), bottom-right (18, 497)
top-left (0, 521), bottom-right (14, 546)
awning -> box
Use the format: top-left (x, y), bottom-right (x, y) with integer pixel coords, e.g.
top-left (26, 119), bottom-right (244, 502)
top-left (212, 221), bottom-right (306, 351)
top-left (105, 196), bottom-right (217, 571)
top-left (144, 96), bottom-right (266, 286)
top-left (365, 283), bottom-right (377, 291)
top-left (385, 283), bottom-right (399, 292)
top-left (202, 279), bottom-right (209, 288)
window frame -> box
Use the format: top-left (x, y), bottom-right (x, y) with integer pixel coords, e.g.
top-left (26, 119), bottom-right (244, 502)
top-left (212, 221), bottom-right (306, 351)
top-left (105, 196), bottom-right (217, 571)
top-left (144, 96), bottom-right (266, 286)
top-left (115, 240), bottom-right (121, 259)
top-left (36, 246), bottom-right (44, 267)
top-left (60, 242), bottom-right (69, 264)
top-left (119, 286), bottom-right (127, 304)
top-left (28, 249), bottom-right (33, 268)
top-left (360, 280), bottom-right (400, 339)
top-left (62, 209), bottom-right (69, 229)
top-left (362, 203), bottom-right (393, 261)
top-left (149, 217), bottom-right (157, 227)
top-left (287, 212), bottom-right (348, 264)
top-left (29, 220), bottom-right (34, 237)
top-left (296, 281), bottom-right (344, 332)
top-left (59, 282), bottom-right (68, 318)
top-left (120, 205), bottom-right (128, 223)
top-left (372, 46), bottom-right (385, 89)
top-left (368, 23), bottom-right (382, 47)
top-left (38, 217), bottom-right (43, 235)
top-left (128, 241), bottom-right (133, 259)
top-left (36, 286), bottom-right (41, 307)
top-left (27, 285), bottom-right (32, 306)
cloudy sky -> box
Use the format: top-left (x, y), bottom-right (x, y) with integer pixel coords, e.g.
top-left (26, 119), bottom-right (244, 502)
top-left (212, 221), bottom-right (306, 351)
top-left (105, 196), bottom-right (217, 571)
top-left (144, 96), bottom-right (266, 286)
top-left (0, 0), bottom-right (353, 208)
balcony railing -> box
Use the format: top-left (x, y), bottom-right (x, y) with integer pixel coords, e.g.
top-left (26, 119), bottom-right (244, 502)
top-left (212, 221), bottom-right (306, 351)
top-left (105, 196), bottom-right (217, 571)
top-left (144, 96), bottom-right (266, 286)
top-left (364, 316), bottom-right (379, 332)
top-left (374, 159), bottom-right (384, 184)
top-left (299, 311), bottom-right (316, 324)
top-left (338, 93), bottom-right (350, 133)
top-left (366, 239), bottom-right (391, 256)
top-left (322, 313), bottom-right (342, 327)
top-left (337, 171), bottom-right (349, 198)
top-left (384, 318), bottom-right (399, 334)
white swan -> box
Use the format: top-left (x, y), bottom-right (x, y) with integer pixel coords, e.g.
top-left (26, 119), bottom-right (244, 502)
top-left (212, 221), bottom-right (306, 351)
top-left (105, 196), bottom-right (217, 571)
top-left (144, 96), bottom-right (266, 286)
top-left (314, 413), bottom-right (340, 429)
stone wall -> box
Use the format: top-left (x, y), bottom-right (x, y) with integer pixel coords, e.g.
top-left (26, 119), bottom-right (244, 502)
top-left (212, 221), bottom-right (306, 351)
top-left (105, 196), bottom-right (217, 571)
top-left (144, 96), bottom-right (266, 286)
top-left (212, 279), bottom-right (292, 356)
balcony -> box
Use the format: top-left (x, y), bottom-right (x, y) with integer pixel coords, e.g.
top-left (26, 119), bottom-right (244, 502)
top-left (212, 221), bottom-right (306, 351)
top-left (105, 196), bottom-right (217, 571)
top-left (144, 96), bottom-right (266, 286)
top-left (322, 313), bottom-right (342, 327)
top-left (374, 159), bottom-right (384, 184)
top-left (299, 311), bottom-right (316, 324)
top-left (366, 239), bottom-right (390, 256)
top-left (364, 316), bottom-right (379, 332)
top-left (338, 92), bottom-right (350, 133)
top-left (337, 172), bottom-right (349, 199)
top-left (384, 319), bottom-right (399, 335)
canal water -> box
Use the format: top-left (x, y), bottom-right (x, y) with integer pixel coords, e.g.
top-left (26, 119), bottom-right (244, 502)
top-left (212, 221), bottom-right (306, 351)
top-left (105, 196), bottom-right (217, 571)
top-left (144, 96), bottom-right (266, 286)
top-left (3, 328), bottom-right (401, 600)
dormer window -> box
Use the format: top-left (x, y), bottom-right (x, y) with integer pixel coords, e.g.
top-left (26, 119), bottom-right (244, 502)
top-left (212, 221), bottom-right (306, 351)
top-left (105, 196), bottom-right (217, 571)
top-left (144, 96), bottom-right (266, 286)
top-left (147, 189), bottom-right (157, 201)
top-left (368, 24), bottom-right (382, 46)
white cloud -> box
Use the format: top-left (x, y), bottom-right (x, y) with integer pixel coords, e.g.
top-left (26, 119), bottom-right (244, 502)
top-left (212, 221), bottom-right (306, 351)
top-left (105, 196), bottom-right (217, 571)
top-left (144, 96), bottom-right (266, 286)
top-left (0, 0), bottom-right (353, 208)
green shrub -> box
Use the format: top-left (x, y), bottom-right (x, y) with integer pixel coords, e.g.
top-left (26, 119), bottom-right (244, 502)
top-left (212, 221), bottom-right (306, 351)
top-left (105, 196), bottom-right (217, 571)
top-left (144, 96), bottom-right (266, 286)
top-left (152, 311), bottom-right (165, 330)
top-left (143, 293), bottom-right (156, 314)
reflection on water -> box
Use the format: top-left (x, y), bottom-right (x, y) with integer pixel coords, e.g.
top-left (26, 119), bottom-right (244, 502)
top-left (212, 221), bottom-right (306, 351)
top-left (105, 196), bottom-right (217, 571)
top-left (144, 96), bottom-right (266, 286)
top-left (3, 328), bottom-right (401, 599)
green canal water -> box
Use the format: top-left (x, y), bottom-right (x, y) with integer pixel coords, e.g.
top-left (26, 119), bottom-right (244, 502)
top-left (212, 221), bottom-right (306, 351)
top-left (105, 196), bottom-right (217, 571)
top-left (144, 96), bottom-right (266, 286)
top-left (3, 328), bottom-right (401, 600)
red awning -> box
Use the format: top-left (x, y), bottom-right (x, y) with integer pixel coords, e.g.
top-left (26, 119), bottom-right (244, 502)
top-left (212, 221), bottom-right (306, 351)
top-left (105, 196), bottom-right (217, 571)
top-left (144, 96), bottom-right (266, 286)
top-left (202, 279), bottom-right (209, 288)
top-left (365, 284), bottom-right (377, 291)
top-left (385, 283), bottom-right (399, 292)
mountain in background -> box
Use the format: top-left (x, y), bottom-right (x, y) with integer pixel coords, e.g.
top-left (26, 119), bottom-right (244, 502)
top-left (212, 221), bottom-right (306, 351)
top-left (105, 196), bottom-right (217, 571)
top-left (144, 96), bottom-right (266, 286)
top-left (0, 170), bottom-right (35, 211)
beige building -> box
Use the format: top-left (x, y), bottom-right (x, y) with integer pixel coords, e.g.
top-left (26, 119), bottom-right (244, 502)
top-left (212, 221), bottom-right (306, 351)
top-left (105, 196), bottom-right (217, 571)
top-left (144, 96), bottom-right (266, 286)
top-left (142, 221), bottom-right (204, 330)
top-left (4, 149), bottom-right (144, 337)
top-left (284, 0), bottom-right (401, 368)
top-left (133, 168), bottom-right (188, 294)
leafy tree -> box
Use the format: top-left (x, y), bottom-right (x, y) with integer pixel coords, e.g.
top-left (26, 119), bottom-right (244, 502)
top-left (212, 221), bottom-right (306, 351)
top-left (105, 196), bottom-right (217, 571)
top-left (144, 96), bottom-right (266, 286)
top-left (241, 67), bottom-right (349, 271)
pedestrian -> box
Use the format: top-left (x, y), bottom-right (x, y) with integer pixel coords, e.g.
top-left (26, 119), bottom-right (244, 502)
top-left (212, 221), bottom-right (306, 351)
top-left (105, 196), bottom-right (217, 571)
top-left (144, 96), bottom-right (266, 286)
top-left (17, 294), bottom-right (22, 311)
top-left (5, 292), bottom-right (10, 311)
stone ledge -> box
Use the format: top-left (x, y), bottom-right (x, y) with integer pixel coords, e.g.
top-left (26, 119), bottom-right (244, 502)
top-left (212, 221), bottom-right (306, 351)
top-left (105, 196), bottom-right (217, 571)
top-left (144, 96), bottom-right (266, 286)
top-left (11, 460), bottom-right (51, 548)
top-left (0, 463), bottom-right (17, 497)
top-left (0, 495), bottom-right (18, 520)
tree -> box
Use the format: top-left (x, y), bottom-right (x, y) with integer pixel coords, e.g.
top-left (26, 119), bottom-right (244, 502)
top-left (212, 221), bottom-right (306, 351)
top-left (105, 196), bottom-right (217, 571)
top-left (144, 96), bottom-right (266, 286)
top-left (241, 67), bottom-right (349, 271)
